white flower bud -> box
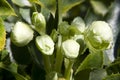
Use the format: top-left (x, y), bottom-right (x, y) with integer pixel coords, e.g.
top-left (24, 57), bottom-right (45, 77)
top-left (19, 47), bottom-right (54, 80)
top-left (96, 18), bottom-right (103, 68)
top-left (61, 39), bottom-right (80, 59)
top-left (35, 35), bottom-right (54, 55)
top-left (69, 17), bottom-right (85, 35)
top-left (32, 12), bottom-right (46, 35)
top-left (85, 21), bottom-right (113, 50)
top-left (11, 22), bottom-right (34, 47)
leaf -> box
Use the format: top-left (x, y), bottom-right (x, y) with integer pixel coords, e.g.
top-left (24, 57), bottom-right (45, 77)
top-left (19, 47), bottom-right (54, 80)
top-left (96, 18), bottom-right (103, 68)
top-left (12, 0), bottom-right (32, 7)
top-left (29, 0), bottom-right (84, 17)
top-left (41, 7), bottom-right (51, 21)
top-left (29, 0), bottom-right (44, 6)
top-left (89, 69), bottom-right (107, 80)
top-left (59, 0), bottom-right (84, 15)
top-left (0, 62), bottom-right (28, 80)
top-left (75, 51), bottom-right (103, 74)
top-left (31, 64), bottom-right (45, 80)
top-left (84, 8), bottom-right (101, 27)
top-left (11, 44), bottom-right (32, 65)
top-left (0, 62), bottom-right (18, 73)
top-left (0, 0), bottom-right (16, 16)
top-left (1, 49), bottom-right (8, 60)
top-left (103, 74), bottom-right (120, 80)
top-left (0, 18), bottom-right (6, 51)
top-left (74, 69), bottom-right (91, 80)
top-left (29, 0), bottom-right (56, 17)
top-left (106, 58), bottom-right (120, 74)
top-left (90, 0), bottom-right (108, 16)
top-left (19, 8), bottom-right (31, 24)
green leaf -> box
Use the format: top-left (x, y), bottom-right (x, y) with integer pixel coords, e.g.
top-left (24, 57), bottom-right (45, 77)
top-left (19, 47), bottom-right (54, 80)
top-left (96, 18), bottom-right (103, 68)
top-left (41, 7), bottom-right (51, 21)
top-left (103, 74), bottom-right (120, 80)
top-left (0, 62), bottom-right (28, 80)
top-left (106, 58), bottom-right (120, 74)
top-left (84, 8), bottom-right (101, 27)
top-left (89, 69), bottom-right (107, 80)
top-left (0, 62), bottom-right (18, 73)
top-left (31, 64), bottom-right (45, 80)
top-left (19, 8), bottom-right (31, 24)
top-left (74, 69), bottom-right (91, 80)
top-left (29, 0), bottom-right (84, 17)
top-left (59, 0), bottom-right (84, 15)
top-left (12, 0), bottom-right (32, 7)
top-left (90, 0), bottom-right (108, 16)
top-left (29, 0), bottom-right (45, 6)
top-left (76, 51), bottom-right (103, 74)
top-left (29, 0), bottom-right (56, 17)
top-left (0, 0), bottom-right (16, 16)
top-left (0, 18), bottom-right (6, 51)
top-left (0, 49), bottom-right (8, 61)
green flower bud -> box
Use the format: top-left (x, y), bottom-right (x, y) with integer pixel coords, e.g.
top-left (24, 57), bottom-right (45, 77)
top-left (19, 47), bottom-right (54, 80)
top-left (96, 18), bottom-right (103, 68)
top-left (61, 39), bottom-right (80, 59)
top-left (11, 22), bottom-right (34, 47)
top-left (32, 12), bottom-right (46, 35)
top-left (58, 21), bottom-right (70, 36)
top-left (35, 35), bottom-right (54, 55)
top-left (85, 21), bottom-right (113, 50)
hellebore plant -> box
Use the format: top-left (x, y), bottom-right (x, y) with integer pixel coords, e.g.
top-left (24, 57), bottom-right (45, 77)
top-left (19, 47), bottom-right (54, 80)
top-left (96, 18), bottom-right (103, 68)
top-left (10, 13), bottom-right (113, 80)
top-left (0, 0), bottom-right (117, 80)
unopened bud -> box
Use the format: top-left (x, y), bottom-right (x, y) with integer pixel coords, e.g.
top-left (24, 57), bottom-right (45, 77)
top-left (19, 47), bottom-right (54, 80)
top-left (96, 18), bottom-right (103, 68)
top-left (11, 21), bottom-right (34, 47)
top-left (85, 21), bottom-right (113, 50)
top-left (32, 12), bottom-right (46, 35)
top-left (61, 39), bottom-right (80, 59)
top-left (36, 35), bottom-right (54, 55)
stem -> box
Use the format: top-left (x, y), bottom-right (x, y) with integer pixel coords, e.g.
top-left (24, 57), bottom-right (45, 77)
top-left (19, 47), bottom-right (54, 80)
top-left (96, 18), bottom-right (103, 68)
top-left (42, 55), bottom-right (52, 74)
top-left (54, 35), bottom-right (63, 73)
top-left (81, 46), bottom-right (87, 55)
top-left (50, 54), bottom-right (55, 71)
top-left (27, 44), bottom-right (41, 67)
top-left (56, 0), bottom-right (62, 24)
top-left (64, 60), bottom-right (74, 80)
top-left (33, 3), bottom-right (38, 12)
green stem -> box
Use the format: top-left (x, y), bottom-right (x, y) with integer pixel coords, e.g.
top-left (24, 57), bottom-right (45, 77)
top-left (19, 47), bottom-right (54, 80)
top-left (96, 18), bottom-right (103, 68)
top-left (27, 44), bottom-right (41, 67)
top-left (54, 35), bottom-right (63, 73)
top-left (64, 60), bottom-right (74, 80)
top-left (42, 55), bottom-right (52, 74)
top-left (57, 0), bottom-right (62, 24)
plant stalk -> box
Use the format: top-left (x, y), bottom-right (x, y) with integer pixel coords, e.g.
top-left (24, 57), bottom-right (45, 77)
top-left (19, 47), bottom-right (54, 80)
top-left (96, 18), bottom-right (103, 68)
top-left (54, 35), bottom-right (63, 73)
top-left (42, 55), bottom-right (52, 74)
top-left (64, 60), bottom-right (74, 80)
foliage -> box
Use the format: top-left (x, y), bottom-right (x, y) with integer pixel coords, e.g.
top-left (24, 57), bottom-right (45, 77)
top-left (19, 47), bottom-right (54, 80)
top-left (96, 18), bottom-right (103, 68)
top-left (1, 0), bottom-right (120, 80)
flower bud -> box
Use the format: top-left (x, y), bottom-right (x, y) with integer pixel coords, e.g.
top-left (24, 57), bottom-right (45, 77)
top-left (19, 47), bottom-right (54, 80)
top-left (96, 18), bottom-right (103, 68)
top-left (35, 35), bottom-right (54, 55)
top-left (58, 21), bottom-right (70, 36)
top-left (11, 21), bottom-right (34, 47)
top-left (69, 17), bottom-right (85, 36)
top-left (85, 21), bottom-right (113, 50)
top-left (61, 39), bottom-right (80, 59)
top-left (32, 12), bottom-right (46, 35)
